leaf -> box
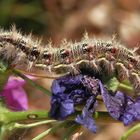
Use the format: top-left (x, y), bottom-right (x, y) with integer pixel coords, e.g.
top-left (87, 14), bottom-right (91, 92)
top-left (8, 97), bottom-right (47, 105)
top-left (105, 77), bottom-right (119, 92)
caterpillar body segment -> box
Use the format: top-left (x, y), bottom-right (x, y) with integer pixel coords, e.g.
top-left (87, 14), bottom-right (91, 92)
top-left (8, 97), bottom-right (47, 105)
top-left (0, 27), bottom-right (140, 96)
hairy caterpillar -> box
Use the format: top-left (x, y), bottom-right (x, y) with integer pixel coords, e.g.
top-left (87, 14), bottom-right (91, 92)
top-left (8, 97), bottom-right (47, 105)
top-left (0, 26), bottom-right (140, 96)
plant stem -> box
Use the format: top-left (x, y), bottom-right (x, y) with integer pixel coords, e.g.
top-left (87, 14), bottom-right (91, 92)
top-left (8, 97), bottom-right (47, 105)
top-left (1, 110), bottom-right (49, 123)
top-left (0, 110), bottom-right (120, 125)
top-left (120, 123), bottom-right (140, 140)
top-left (32, 122), bottom-right (66, 140)
top-left (118, 83), bottom-right (133, 95)
top-left (12, 69), bottom-right (51, 96)
top-left (10, 120), bottom-right (56, 130)
top-left (61, 124), bottom-right (80, 140)
top-left (94, 111), bottom-right (118, 123)
top-left (0, 120), bottom-right (57, 140)
top-left (118, 83), bottom-right (133, 92)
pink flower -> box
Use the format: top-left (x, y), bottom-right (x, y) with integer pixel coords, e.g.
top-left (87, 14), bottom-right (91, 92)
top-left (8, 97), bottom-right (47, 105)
top-left (1, 76), bottom-right (29, 111)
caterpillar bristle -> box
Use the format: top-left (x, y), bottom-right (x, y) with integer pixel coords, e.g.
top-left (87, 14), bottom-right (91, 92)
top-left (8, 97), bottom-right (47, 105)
top-left (0, 26), bottom-right (140, 96)
top-left (115, 62), bottom-right (129, 81)
top-left (98, 58), bottom-right (112, 73)
top-left (129, 72), bottom-right (140, 96)
top-left (134, 46), bottom-right (140, 55)
top-left (90, 60), bottom-right (100, 73)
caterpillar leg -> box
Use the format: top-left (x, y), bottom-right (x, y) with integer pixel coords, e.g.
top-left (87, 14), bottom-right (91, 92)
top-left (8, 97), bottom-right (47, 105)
top-left (98, 57), bottom-right (114, 74)
top-left (134, 46), bottom-right (140, 55)
top-left (69, 64), bottom-right (80, 75)
top-left (76, 59), bottom-right (100, 73)
top-left (53, 63), bottom-right (80, 75)
top-left (115, 62), bottom-right (129, 81)
top-left (115, 62), bottom-right (140, 97)
top-left (129, 72), bottom-right (140, 97)
top-left (90, 59), bottom-right (100, 73)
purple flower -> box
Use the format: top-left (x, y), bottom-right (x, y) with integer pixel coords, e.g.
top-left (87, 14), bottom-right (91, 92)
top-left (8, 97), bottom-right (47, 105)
top-left (99, 82), bottom-right (140, 125)
top-left (50, 73), bottom-right (140, 133)
top-left (1, 76), bottom-right (29, 111)
top-left (75, 96), bottom-right (97, 132)
top-left (50, 74), bottom-right (100, 132)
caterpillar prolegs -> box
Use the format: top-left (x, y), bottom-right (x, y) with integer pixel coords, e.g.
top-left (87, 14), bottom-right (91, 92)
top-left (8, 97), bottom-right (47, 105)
top-left (0, 26), bottom-right (140, 96)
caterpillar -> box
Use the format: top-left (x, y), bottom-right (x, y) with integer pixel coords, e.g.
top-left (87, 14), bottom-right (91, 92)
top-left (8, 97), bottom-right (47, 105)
top-left (0, 26), bottom-right (140, 96)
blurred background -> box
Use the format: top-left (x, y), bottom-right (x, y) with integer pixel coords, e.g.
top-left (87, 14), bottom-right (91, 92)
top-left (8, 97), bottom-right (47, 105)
top-left (1, 0), bottom-right (140, 139)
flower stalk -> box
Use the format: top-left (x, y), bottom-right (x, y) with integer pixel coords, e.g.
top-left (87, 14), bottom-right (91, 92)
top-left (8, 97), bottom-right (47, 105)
top-left (12, 69), bottom-right (51, 96)
top-left (120, 123), bottom-right (140, 140)
top-left (0, 120), bottom-right (57, 140)
top-left (0, 110), bottom-right (49, 123)
top-left (0, 61), bottom-right (11, 92)
top-left (32, 121), bottom-right (67, 140)
top-left (0, 110), bottom-right (121, 124)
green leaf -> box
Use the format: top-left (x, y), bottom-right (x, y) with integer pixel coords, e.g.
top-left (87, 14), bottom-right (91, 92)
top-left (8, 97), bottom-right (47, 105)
top-left (105, 77), bottom-right (134, 96)
top-left (105, 77), bottom-right (119, 92)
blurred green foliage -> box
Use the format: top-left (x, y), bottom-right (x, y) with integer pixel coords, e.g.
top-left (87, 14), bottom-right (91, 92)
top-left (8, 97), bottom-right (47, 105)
top-left (0, 0), bottom-right (48, 35)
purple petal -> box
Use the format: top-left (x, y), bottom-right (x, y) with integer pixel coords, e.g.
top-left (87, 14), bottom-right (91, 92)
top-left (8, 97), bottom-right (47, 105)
top-left (75, 96), bottom-right (97, 133)
top-left (4, 77), bottom-right (25, 90)
top-left (3, 86), bottom-right (28, 111)
top-left (121, 97), bottom-right (140, 125)
top-left (50, 98), bottom-right (74, 120)
top-left (51, 79), bottom-right (66, 95)
top-left (50, 74), bottom-right (90, 119)
top-left (99, 81), bottom-right (140, 125)
top-left (99, 81), bottom-right (125, 119)
top-left (4, 75), bottom-right (36, 90)
top-left (60, 99), bottom-right (75, 119)
top-left (50, 74), bottom-right (101, 133)
top-left (1, 75), bottom-right (37, 111)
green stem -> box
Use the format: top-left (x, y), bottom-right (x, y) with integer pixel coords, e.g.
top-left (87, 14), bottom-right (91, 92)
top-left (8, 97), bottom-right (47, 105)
top-left (94, 111), bottom-right (119, 123)
top-left (1, 110), bottom-right (49, 123)
top-left (0, 110), bottom-right (120, 139)
top-left (32, 122), bottom-right (67, 140)
top-left (0, 110), bottom-right (120, 124)
top-left (14, 120), bottom-right (56, 129)
top-left (118, 83), bottom-right (133, 93)
top-left (61, 124), bottom-right (80, 140)
top-left (0, 120), bottom-right (57, 140)
top-left (120, 123), bottom-right (140, 140)
top-left (12, 69), bottom-right (51, 96)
